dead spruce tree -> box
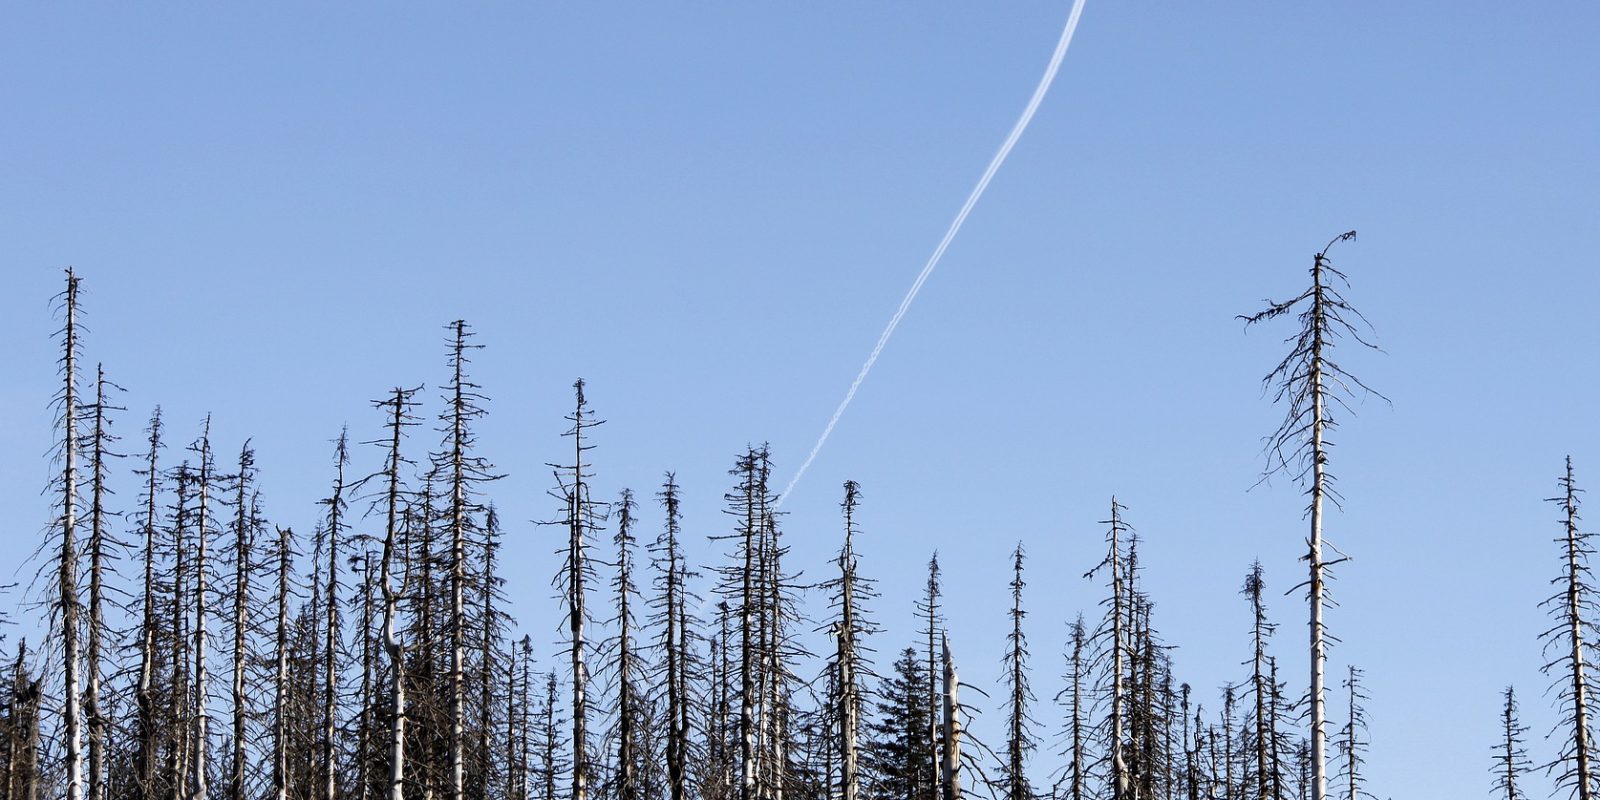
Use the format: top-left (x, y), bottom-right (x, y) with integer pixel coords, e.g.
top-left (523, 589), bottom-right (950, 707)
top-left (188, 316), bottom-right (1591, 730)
top-left (1333, 667), bottom-right (1369, 800)
top-left (133, 409), bottom-right (166, 800)
top-left (918, 556), bottom-right (943, 800)
top-left (714, 445), bottom-right (803, 800)
top-left (650, 474), bottom-right (698, 800)
top-left (434, 321), bottom-right (500, 800)
top-left (51, 267), bottom-right (87, 800)
top-left (1240, 562), bottom-right (1281, 800)
top-left (227, 442), bottom-right (263, 800)
top-left (189, 420), bottom-right (218, 800)
top-left (1241, 231), bottom-right (1381, 800)
top-left (1086, 499), bottom-right (1134, 800)
top-left (314, 431), bottom-right (352, 800)
top-left (5, 640), bottom-right (43, 800)
top-left (607, 490), bottom-right (645, 800)
top-left (1492, 687), bottom-right (1530, 800)
top-left (717, 449), bottom-right (764, 800)
top-left (373, 387), bottom-right (421, 800)
top-left (823, 481), bottom-right (876, 800)
top-left (474, 507), bottom-right (510, 799)
top-left (1055, 616), bottom-right (1089, 800)
top-left (551, 379), bottom-right (602, 800)
top-left (271, 525), bottom-right (302, 800)
top-left (1543, 457), bottom-right (1598, 800)
top-left (1000, 544), bottom-right (1036, 800)
top-left (83, 364), bottom-right (123, 800)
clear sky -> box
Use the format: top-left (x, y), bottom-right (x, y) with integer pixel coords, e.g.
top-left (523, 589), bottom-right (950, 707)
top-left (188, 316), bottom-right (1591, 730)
top-left (2, 3), bottom-right (1597, 797)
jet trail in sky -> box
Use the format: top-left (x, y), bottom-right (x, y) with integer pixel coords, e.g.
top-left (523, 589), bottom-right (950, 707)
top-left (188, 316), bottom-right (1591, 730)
top-left (776, 0), bottom-right (1089, 508)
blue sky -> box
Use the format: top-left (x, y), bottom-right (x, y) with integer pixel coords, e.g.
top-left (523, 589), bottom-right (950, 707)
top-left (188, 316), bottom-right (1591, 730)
top-left (3, 2), bottom-right (1598, 797)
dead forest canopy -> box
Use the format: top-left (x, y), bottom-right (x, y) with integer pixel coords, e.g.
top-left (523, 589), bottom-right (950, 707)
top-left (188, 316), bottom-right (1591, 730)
top-left (0, 252), bottom-right (1589, 800)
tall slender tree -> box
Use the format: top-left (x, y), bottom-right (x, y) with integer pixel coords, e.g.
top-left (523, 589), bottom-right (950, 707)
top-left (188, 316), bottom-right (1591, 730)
top-left (1086, 499), bottom-right (1133, 800)
top-left (319, 431), bottom-right (351, 800)
top-left (191, 419), bottom-right (217, 800)
top-left (825, 482), bottom-right (875, 800)
top-left (1001, 544), bottom-right (1035, 800)
top-left (1492, 687), bottom-right (1529, 800)
top-left (651, 473), bottom-right (697, 800)
top-left (1543, 457), bottom-right (1597, 800)
top-left (272, 525), bottom-right (300, 800)
top-left (53, 267), bottom-right (87, 800)
top-left (435, 321), bottom-right (500, 800)
top-left (228, 442), bottom-right (260, 800)
top-left (551, 379), bottom-right (601, 800)
top-left (375, 387), bottom-right (421, 800)
top-left (134, 408), bottom-right (166, 800)
top-left (918, 556), bottom-right (943, 800)
top-left (1334, 667), bottom-right (1370, 800)
top-left (83, 364), bottom-right (122, 800)
top-left (1241, 231), bottom-right (1380, 800)
top-left (1240, 562), bottom-right (1279, 800)
top-left (610, 490), bottom-right (643, 800)
top-left (1057, 616), bottom-right (1089, 800)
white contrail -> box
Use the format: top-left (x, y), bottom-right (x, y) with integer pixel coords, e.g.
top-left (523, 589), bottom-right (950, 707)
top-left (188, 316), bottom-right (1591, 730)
top-left (775, 0), bottom-right (1089, 508)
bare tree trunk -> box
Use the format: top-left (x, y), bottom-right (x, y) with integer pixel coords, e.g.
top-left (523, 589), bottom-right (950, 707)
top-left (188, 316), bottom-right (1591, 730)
top-left (478, 509), bottom-right (502, 800)
top-left (939, 635), bottom-right (959, 800)
top-left (136, 410), bottom-right (165, 800)
top-left (833, 482), bottom-right (862, 800)
top-left (1067, 618), bottom-right (1086, 800)
top-left (57, 267), bottom-right (86, 800)
top-left (1496, 687), bottom-right (1526, 800)
top-left (1562, 458), bottom-right (1595, 800)
top-left (193, 423), bottom-right (214, 800)
top-left (324, 432), bottom-right (350, 800)
top-left (1107, 501), bottom-right (1132, 800)
top-left (922, 556), bottom-right (941, 800)
top-left (1243, 564), bottom-right (1271, 800)
top-left (737, 452), bottom-right (758, 800)
top-left (560, 380), bottom-right (597, 800)
top-left (1306, 307), bottom-right (1328, 800)
top-left (658, 476), bottom-right (689, 800)
top-left (85, 364), bottom-right (115, 800)
top-left (378, 388), bottom-right (414, 800)
top-left (274, 526), bottom-right (295, 800)
top-left (1004, 544), bottom-right (1031, 800)
top-left (358, 557), bottom-right (376, 800)
top-left (614, 494), bottom-right (639, 800)
top-left (1241, 232), bottom-right (1370, 800)
top-left (230, 445), bottom-right (257, 800)
top-left (449, 330), bottom-right (469, 800)
top-left (170, 468), bottom-right (192, 800)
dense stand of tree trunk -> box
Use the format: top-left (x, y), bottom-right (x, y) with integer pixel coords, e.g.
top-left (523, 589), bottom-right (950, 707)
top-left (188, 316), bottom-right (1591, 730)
top-left (0, 264), bottom-right (1440, 800)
